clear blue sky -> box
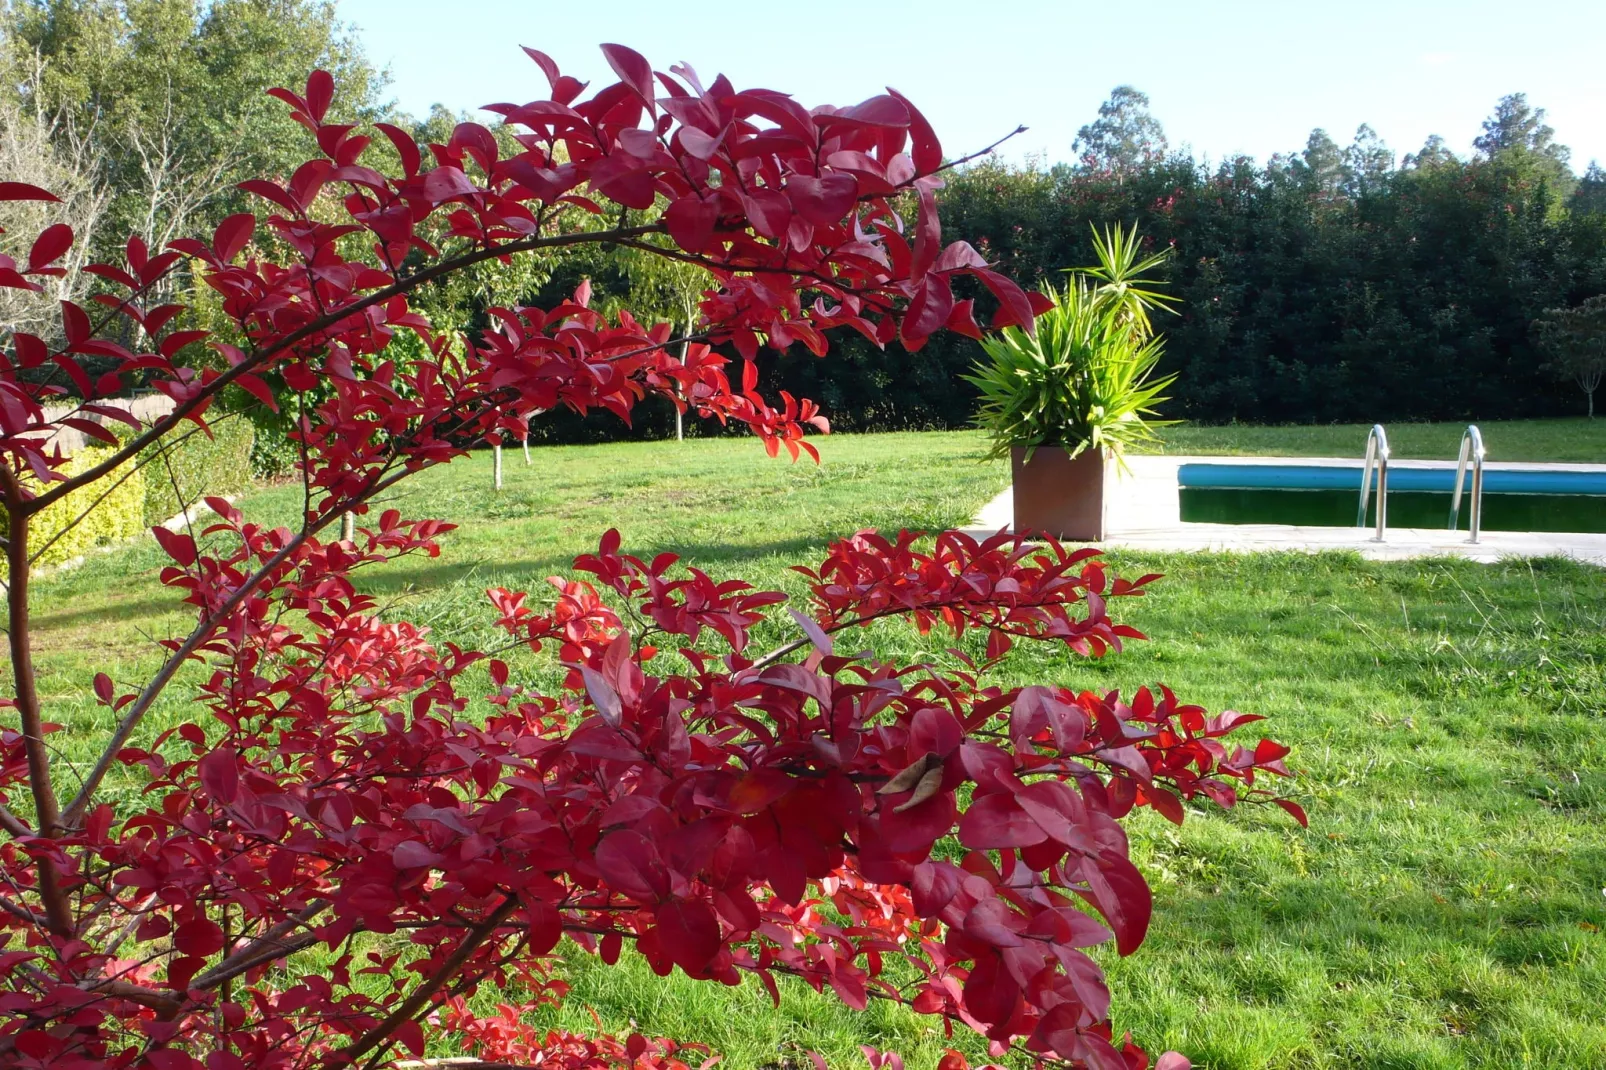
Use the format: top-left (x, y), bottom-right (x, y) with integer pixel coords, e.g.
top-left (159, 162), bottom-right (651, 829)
top-left (334, 0), bottom-right (1606, 172)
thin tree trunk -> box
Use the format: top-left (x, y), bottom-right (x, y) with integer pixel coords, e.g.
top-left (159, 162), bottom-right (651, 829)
top-left (675, 339), bottom-right (686, 443)
top-left (1, 477), bottom-right (72, 936)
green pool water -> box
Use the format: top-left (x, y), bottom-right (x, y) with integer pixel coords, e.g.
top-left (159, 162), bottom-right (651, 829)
top-left (1180, 488), bottom-right (1606, 533)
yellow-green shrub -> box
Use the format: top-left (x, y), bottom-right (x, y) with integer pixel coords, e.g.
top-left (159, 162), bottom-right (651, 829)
top-left (1, 446), bottom-right (146, 574)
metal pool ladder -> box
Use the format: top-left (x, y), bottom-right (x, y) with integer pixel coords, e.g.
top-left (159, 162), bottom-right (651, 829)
top-left (1449, 424), bottom-right (1485, 543)
top-left (1357, 424), bottom-right (1390, 541)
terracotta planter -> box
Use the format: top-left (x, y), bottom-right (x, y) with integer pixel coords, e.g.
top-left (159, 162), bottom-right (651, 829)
top-left (1010, 446), bottom-right (1107, 541)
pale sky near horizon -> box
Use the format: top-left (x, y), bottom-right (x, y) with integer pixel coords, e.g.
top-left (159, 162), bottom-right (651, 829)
top-left (334, 0), bottom-right (1606, 172)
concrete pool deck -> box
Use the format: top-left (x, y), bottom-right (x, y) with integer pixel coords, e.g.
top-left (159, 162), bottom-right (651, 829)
top-left (966, 455), bottom-right (1606, 565)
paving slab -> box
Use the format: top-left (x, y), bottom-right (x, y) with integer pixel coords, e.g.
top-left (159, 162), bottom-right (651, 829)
top-left (967, 455), bottom-right (1606, 566)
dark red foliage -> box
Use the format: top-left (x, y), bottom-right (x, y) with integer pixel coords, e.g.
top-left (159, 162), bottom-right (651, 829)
top-left (0, 46), bottom-right (1301, 1070)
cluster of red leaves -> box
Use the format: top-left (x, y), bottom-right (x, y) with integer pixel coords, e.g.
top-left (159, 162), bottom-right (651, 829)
top-left (2, 43), bottom-right (1042, 498)
top-left (0, 45), bottom-right (1302, 1070)
top-left (435, 998), bottom-right (716, 1069)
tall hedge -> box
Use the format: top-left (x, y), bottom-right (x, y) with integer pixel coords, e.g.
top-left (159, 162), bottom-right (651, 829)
top-left (139, 417), bottom-right (255, 526)
top-left (505, 147), bottom-right (1606, 436)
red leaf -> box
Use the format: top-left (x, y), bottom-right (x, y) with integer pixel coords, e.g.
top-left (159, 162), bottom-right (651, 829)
top-left (526, 899), bottom-right (563, 956)
top-left (1255, 738), bottom-right (1291, 764)
top-left (600, 43), bottom-right (655, 111)
top-left (213, 214), bottom-right (255, 262)
top-left (581, 665), bottom-right (622, 727)
top-left (596, 830), bottom-right (669, 902)
top-left (819, 94), bottom-right (909, 129)
top-left (305, 70), bottom-right (334, 123)
top-left (392, 840), bottom-right (445, 869)
top-left (888, 88), bottom-right (942, 173)
top-left (0, 182), bottom-right (60, 202)
top-left (961, 954), bottom-right (1018, 1026)
top-left (28, 224), bottom-right (73, 271)
top-left (394, 1020), bottom-right (426, 1057)
top-left (60, 301), bottom-right (91, 347)
top-left (972, 268), bottom-right (1037, 333)
top-left (957, 794), bottom-right (1047, 849)
top-left (233, 373), bottom-right (279, 413)
top-left (151, 526), bottom-right (198, 567)
top-left (60, 418), bottom-right (117, 445)
top-left (1274, 798), bottom-right (1309, 828)
top-left (173, 918), bottom-right (224, 957)
top-left (375, 123), bottom-right (422, 177)
top-left (665, 193), bottom-right (718, 252)
top-left (198, 748), bottom-right (238, 804)
top-left (1083, 853), bottom-right (1152, 956)
top-left (1146, 786), bottom-right (1185, 825)
top-left (93, 673), bottom-right (115, 705)
top-left (787, 174), bottom-right (858, 226)
top-left (0, 268), bottom-right (41, 292)
top-left (655, 898), bottom-right (721, 973)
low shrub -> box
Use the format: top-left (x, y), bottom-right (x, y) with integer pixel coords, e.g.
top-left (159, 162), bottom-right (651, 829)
top-left (138, 416), bottom-right (255, 525)
top-left (0, 444), bottom-right (145, 572)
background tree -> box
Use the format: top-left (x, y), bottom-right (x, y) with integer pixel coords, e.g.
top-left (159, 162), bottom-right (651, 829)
top-left (3, 0), bottom-right (383, 258)
top-left (1073, 85), bottom-right (1167, 176)
top-left (599, 236), bottom-right (717, 440)
top-left (1341, 123), bottom-right (1393, 196)
top-left (1401, 133), bottom-right (1456, 170)
top-left (1535, 294), bottom-right (1606, 416)
top-left (1294, 128), bottom-right (1347, 201)
top-left (0, 35), bottom-right (109, 340)
top-left (1572, 162), bottom-right (1606, 216)
top-left (1473, 92), bottom-right (1573, 189)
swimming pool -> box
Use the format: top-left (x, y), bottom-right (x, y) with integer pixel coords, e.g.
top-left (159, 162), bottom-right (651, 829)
top-left (1178, 463), bottom-right (1606, 534)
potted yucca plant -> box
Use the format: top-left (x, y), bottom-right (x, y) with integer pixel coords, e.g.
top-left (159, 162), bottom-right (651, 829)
top-left (965, 225), bottom-right (1176, 540)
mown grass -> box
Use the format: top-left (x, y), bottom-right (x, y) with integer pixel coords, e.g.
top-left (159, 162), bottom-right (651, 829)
top-left (7, 427), bottom-right (1606, 1069)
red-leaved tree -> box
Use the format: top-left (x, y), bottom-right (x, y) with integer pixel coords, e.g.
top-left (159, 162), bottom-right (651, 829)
top-left (0, 45), bottom-right (1303, 1070)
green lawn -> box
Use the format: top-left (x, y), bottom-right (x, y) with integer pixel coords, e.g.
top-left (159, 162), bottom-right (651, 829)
top-left (8, 427), bottom-right (1606, 1069)
top-left (1144, 418), bottom-right (1606, 463)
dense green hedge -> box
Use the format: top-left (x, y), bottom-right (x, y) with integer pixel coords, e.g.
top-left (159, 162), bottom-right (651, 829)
top-left (138, 417), bottom-right (255, 526)
top-left (1, 446), bottom-right (146, 573)
top-left (749, 152), bottom-right (1606, 430)
top-left (515, 146), bottom-right (1606, 436)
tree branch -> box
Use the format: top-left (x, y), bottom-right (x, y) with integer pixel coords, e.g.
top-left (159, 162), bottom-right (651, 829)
top-left (0, 466), bottom-right (72, 936)
top-left (61, 528), bottom-right (313, 826)
top-left (334, 897), bottom-right (520, 1066)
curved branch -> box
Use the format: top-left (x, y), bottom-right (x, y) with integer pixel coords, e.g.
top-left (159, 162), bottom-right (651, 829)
top-left (25, 223), bottom-right (667, 517)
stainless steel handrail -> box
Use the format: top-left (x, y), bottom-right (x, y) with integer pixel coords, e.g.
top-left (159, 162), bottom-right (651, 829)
top-left (1357, 424), bottom-right (1390, 541)
top-left (1449, 424), bottom-right (1485, 543)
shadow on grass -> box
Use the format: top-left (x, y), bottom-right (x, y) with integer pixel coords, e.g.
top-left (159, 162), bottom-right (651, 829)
top-left (358, 533), bottom-right (847, 596)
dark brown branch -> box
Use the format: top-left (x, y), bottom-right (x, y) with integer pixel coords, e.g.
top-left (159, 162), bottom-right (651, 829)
top-left (62, 529), bottom-right (314, 826)
top-left (335, 897), bottom-right (520, 1066)
top-left (0, 466), bottom-right (73, 936)
top-left (935, 124), bottom-right (1029, 174)
top-left (0, 803), bottom-right (31, 838)
top-left (191, 899), bottom-right (329, 992)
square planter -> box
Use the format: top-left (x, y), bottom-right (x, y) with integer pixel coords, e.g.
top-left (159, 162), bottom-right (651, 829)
top-left (1010, 445), bottom-right (1108, 541)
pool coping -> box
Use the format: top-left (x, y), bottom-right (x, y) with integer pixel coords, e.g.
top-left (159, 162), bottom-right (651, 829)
top-left (966, 455), bottom-right (1606, 565)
